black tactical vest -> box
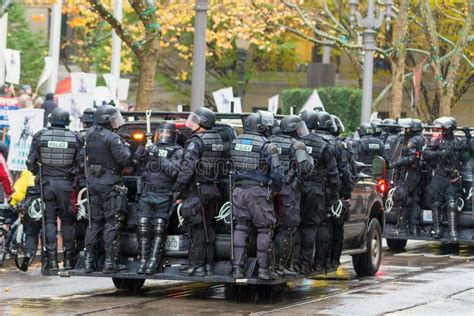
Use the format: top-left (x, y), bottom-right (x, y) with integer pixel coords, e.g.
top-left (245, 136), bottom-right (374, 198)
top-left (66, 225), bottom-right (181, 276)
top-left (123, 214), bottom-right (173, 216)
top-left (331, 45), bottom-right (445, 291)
top-left (230, 133), bottom-right (268, 173)
top-left (194, 130), bottom-right (224, 182)
top-left (39, 128), bottom-right (78, 167)
top-left (302, 133), bottom-right (327, 183)
top-left (269, 134), bottom-right (292, 174)
top-left (150, 144), bottom-right (180, 159)
top-left (358, 137), bottom-right (385, 164)
top-left (86, 126), bottom-right (121, 171)
top-left (143, 144), bottom-right (181, 187)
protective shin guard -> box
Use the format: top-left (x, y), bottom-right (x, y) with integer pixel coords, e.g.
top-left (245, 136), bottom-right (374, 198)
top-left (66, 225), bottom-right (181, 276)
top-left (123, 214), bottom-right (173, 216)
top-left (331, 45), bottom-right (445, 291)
top-left (137, 217), bottom-right (151, 274)
top-left (232, 223), bottom-right (249, 268)
top-left (447, 202), bottom-right (458, 242)
top-left (145, 219), bottom-right (167, 275)
top-left (256, 227), bottom-right (273, 271)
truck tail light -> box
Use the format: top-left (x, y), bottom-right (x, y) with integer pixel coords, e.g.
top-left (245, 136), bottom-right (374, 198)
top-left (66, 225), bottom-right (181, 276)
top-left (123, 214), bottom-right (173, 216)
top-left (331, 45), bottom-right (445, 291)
top-left (377, 178), bottom-right (388, 195)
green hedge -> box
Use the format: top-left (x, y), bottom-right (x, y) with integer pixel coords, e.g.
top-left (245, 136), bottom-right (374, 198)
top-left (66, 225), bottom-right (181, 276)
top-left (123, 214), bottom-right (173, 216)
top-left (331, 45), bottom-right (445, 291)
top-left (281, 87), bottom-right (362, 133)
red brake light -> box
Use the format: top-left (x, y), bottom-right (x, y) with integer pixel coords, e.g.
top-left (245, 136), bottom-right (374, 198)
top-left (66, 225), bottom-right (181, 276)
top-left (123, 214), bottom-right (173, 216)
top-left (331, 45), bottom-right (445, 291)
top-left (175, 121), bottom-right (186, 128)
top-left (377, 178), bottom-right (388, 195)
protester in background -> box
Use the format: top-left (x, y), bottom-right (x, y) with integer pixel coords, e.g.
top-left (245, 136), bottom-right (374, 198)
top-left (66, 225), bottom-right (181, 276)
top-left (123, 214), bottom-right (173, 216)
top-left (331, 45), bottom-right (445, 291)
top-left (42, 93), bottom-right (57, 127)
top-left (0, 151), bottom-right (13, 202)
top-left (0, 142), bottom-right (8, 160)
top-left (0, 84), bottom-right (14, 97)
top-left (34, 97), bottom-right (44, 109)
top-left (19, 85), bottom-right (34, 109)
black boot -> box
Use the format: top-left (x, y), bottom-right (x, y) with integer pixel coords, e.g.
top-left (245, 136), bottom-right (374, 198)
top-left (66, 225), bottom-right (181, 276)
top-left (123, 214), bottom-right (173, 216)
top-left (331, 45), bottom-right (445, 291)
top-left (180, 265), bottom-right (206, 277)
top-left (20, 253), bottom-right (32, 272)
top-left (145, 219), bottom-right (167, 275)
top-left (398, 216), bottom-right (408, 235)
top-left (84, 250), bottom-right (95, 273)
top-left (46, 251), bottom-right (59, 272)
top-left (205, 264), bottom-right (213, 276)
top-left (258, 268), bottom-right (272, 281)
top-left (431, 202), bottom-right (442, 239)
top-left (63, 250), bottom-right (75, 270)
top-left (409, 225), bottom-right (418, 236)
top-left (447, 210), bottom-right (458, 242)
top-left (232, 266), bottom-right (244, 279)
top-left (103, 254), bottom-right (128, 274)
top-left (136, 217), bottom-right (151, 274)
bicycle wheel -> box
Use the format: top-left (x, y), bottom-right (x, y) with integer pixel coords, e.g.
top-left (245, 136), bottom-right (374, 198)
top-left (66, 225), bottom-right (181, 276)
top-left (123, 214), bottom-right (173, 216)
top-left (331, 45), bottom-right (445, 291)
top-left (0, 227), bottom-right (7, 267)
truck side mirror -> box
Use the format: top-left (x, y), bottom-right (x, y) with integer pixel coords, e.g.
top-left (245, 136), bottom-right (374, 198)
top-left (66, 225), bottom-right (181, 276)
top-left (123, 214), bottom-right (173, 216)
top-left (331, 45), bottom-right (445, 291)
top-left (371, 156), bottom-right (386, 180)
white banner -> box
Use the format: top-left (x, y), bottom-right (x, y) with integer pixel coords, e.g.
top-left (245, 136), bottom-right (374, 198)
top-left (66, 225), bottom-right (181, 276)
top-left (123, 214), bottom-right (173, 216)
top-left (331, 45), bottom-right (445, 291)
top-left (268, 94), bottom-right (279, 114)
top-left (118, 78), bottom-right (130, 101)
top-left (71, 72), bottom-right (97, 95)
top-left (7, 109), bottom-right (44, 171)
top-left (103, 73), bottom-right (118, 100)
top-left (4, 49), bottom-right (20, 85)
top-left (231, 97), bottom-right (242, 113)
top-left (35, 56), bottom-right (53, 93)
top-left (300, 90), bottom-right (325, 113)
top-left (57, 94), bottom-right (94, 131)
top-left (94, 86), bottom-right (114, 106)
top-left (212, 87), bottom-right (234, 113)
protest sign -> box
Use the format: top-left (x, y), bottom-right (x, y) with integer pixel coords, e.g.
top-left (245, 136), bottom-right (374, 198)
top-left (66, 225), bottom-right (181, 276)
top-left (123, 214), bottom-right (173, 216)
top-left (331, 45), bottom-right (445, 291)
top-left (57, 94), bottom-right (94, 131)
top-left (7, 109), bottom-right (44, 171)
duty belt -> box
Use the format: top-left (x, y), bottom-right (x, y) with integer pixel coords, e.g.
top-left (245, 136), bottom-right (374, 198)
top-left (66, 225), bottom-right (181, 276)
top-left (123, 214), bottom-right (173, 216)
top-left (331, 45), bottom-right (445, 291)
top-left (234, 179), bottom-right (269, 188)
top-left (42, 175), bottom-right (73, 181)
top-left (143, 183), bottom-right (169, 194)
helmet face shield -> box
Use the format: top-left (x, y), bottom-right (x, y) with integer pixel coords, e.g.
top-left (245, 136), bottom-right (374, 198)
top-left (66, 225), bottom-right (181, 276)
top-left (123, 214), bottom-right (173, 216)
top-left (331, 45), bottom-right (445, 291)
top-left (258, 110), bottom-right (275, 129)
top-left (158, 127), bottom-right (177, 144)
top-left (185, 113), bottom-right (201, 130)
top-left (295, 121), bottom-right (309, 138)
top-left (109, 111), bottom-right (124, 129)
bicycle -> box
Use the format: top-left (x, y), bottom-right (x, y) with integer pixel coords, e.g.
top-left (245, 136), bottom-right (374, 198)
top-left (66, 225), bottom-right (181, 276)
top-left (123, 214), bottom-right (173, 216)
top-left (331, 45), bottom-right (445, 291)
top-left (0, 204), bottom-right (38, 270)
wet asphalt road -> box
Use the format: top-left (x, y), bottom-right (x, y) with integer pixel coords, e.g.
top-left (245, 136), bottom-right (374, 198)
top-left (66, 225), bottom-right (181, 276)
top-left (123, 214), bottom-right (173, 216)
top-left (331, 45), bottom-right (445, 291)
top-left (1, 241), bottom-right (473, 315)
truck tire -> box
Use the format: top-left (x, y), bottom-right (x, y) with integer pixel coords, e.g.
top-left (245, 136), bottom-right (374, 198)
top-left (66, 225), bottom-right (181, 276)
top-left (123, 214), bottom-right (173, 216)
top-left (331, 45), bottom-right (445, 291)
top-left (386, 238), bottom-right (407, 252)
top-left (112, 278), bottom-right (145, 293)
top-left (352, 218), bottom-right (382, 277)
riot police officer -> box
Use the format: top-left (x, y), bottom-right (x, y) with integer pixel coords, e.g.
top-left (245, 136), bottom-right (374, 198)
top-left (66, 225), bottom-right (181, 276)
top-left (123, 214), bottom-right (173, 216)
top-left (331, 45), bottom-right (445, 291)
top-left (173, 107), bottom-right (224, 277)
top-left (351, 123), bottom-right (388, 165)
top-left (371, 118), bottom-right (384, 140)
top-left (269, 115), bottom-right (313, 276)
top-left (134, 121), bottom-right (183, 274)
top-left (27, 108), bottom-right (83, 271)
top-left (83, 105), bottom-right (131, 273)
top-left (381, 118), bottom-right (401, 156)
top-left (75, 107), bottom-right (96, 258)
top-left (423, 117), bottom-right (466, 241)
top-left (329, 114), bottom-right (353, 268)
top-left (391, 119), bottom-right (425, 235)
top-left (230, 111), bottom-right (282, 280)
top-left (298, 110), bottom-right (339, 273)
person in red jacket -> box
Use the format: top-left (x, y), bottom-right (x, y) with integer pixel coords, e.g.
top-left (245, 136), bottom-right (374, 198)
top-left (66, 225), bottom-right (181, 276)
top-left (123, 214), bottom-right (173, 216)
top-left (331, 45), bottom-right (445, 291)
top-left (0, 152), bottom-right (13, 200)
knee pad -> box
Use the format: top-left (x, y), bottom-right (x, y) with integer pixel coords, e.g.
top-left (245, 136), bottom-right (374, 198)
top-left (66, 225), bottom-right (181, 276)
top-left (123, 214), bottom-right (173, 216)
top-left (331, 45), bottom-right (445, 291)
top-left (447, 199), bottom-right (458, 213)
top-left (137, 217), bottom-right (151, 234)
top-left (152, 218), bottom-right (168, 234)
top-left (257, 227), bottom-right (273, 238)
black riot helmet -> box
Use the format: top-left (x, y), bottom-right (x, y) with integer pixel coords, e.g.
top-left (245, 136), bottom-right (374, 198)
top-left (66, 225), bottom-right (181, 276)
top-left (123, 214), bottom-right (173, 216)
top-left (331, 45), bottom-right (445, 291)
top-left (371, 118), bottom-right (383, 136)
top-left (49, 107), bottom-right (71, 127)
top-left (315, 111), bottom-right (335, 132)
top-left (157, 121), bottom-right (177, 145)
top-left (185, 107), bottom-right (216, 131)
top-left (358, 123), bottom-right (374, 137)
top-left (410, 119), bottom-right (423, 133)
top-left (244, 111), bottom-right (274, 135)
top-left (331, 115), bottom-right (345, 136)
top-left (382, 118), bottom-right (401, 134)
top-left (271, 119), bottom-right (281, 136)
top-left (433, 116), bottom-right (457, 137)
top-left (280, 115), bottom-right (309, 138)
top-left (81, 107), bottom-right (96, 129)
top-left (298, 110), bottom-right (318, 131)
top-left (95, 105), bottom-right (124, 130)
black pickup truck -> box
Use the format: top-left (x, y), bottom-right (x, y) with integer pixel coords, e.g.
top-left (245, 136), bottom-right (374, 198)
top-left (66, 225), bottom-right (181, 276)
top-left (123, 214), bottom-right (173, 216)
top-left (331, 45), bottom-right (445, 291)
top-left (62, 112), bottom-right (385, 294)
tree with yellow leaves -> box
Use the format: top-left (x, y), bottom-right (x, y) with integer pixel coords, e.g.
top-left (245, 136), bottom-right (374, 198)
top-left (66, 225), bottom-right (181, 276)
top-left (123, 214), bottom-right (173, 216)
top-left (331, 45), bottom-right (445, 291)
top-left (65, 0), bottom-right (294, 110)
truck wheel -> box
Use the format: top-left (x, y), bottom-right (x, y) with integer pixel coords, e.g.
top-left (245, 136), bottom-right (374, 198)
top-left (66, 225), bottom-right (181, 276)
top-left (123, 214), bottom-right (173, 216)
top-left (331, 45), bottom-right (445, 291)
top-left (352, 218), bottom-right (382, 277)
top-left (112, 278), bottom-right (145, 293)
top-left (386, 238), bottom-right (407, 252)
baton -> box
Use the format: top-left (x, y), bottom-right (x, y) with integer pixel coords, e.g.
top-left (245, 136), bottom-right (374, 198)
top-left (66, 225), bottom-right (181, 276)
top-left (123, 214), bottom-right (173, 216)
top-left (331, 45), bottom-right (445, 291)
top-left (145, 109), bottom-right (153, 149)
top-left (38, 163), bottom-right (47, 272)
top-left (83, 141), bottom-right (92, 229)
top-left (228, 166), bottom-right (234, 260)
top-left (196, 183), bottom-right (209, 243)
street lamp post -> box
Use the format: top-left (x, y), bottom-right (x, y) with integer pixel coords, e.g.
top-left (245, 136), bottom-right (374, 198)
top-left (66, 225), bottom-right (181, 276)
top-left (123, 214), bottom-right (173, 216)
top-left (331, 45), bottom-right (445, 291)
top-left (349, 0), bottom-right (392, 124)
top-left (190, 0), bottom-right (208, 111)
top-left (235, 38), bottom-right (250, 98)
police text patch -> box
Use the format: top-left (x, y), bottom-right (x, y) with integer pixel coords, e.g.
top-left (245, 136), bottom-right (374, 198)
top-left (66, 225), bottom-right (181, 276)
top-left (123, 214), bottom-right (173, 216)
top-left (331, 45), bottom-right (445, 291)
top-left (235, 143), bottom-right (252, 152)
top-left (306, 147), bottom-right (313, 154)
top-left (47, 141), bottom-right (68, 149)
top-left (158, 149), bottom-right (168, 157)
top-left (368, 144), bottom-right (380, 149)
top-left (212, 144), bottom-right (224, 151)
